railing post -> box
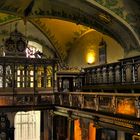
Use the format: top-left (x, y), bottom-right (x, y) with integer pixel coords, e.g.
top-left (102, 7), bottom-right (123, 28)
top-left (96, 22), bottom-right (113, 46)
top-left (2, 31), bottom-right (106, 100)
top-left (52, 63), bottom-right (56, 92)
top-left (44, 65), bottom-right (47, 88)
top-left (69, 94), bottom-right (72, 107)
top-left (59, 94), bottom-right (63, 105)
top-left (49, 110), bottom-right (54, 140)
top-left (67, 111), bottom-right (74, 140)
top-left (52, 94), bottom-right (55, 104)
top-left (3, 63), bottom-right (6, 88)
top-left (121, 62), bottom-right (124, 83)
top-left (112, 96), bottom-right (117, 114)
top-left (13, 63), bottom-right (16, 105)
top-left (95, 95), bottom-right (99, 111)
top-left (33, 64), bottom-right (37, 105)
top-left (80, 94), bottom-right (84, 109)
top-left (135, 97), bottom-right (140, 118)
top-left (132, 59), bottom-right (136, 83)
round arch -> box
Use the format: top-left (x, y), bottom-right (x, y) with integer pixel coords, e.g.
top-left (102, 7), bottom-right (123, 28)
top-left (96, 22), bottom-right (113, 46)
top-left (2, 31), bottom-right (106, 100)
top-left (0, 0), bottom-right (139, 62)
top-left (0, 0), bottom-right (139, 51)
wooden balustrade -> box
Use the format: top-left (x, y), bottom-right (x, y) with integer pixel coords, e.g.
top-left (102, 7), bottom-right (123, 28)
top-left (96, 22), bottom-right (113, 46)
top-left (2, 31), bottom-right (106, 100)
top-left (84, 62), bottom-right (121, 86)
top-left (82, 56), bottom-right (140, 91)
top-left (0, 93), bottom-right (55, 107)
top-left (0, 57), bottom-right (56, 90)
top-left (0, 91), bottom-right (139, 120)
top-left (54, 92), bottom-right (140, 118)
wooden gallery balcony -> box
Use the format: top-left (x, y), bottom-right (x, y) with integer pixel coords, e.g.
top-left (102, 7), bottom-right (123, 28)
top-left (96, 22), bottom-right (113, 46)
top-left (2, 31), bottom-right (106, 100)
top-left (54, 92), bottom-right (140, 133)
top-left (82, 55), bottom-right (140, 92)
top-left (0, 57), bottom-right (56, 111)
top-left (55, 56), bottom-right (140, 133)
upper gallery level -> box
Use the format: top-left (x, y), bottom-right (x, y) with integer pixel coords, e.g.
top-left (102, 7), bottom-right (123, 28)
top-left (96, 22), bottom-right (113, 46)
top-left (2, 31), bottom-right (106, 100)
top-left (0, 32), bottom-right (139, 133)
top-left (57, 55), bottom-right (140, 93)
top-left (82, 55), bottom-right (140, 92)
top-left (0, 25), bottom-right (56, 108)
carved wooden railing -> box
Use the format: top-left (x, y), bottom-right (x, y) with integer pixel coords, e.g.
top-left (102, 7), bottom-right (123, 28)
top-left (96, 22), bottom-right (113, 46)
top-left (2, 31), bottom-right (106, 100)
top-left (0, 57), bottom-right (56, 89)
top-left (83, 56), bottom-right (140, 88)
top-left (0, 91), bottom-right (140, 120)
top-left (54, 92), bottom-right (140, 119)
top-left (0, 92), bottom-right (54, 108)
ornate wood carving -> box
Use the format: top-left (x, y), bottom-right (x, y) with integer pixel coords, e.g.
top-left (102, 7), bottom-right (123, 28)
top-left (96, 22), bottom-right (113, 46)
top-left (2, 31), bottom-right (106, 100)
top-left (0, 113), bottom-right (14, 140)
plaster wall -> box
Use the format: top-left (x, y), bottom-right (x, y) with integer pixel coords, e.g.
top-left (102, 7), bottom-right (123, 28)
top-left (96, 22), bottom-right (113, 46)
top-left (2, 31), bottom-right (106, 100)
top-left (124, 50), bottom-right (140, 58)
top-left (67, 30), bottom-right (124, 69)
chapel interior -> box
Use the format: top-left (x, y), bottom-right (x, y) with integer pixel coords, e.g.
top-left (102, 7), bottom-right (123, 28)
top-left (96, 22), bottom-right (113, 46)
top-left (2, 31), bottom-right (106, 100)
top-left (0, 0), bottom-right (140, 140)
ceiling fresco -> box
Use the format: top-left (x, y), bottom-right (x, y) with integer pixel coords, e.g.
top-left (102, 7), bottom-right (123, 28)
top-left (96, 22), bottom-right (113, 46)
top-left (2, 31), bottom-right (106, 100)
top-left (0, 0), bottom-right (139, 62)
top-left (94, 0), bottom-right (140, 39)
top-left (0, 13), bottom-right (18, 24)
top-left (30, 18), bottom-right (91, 60)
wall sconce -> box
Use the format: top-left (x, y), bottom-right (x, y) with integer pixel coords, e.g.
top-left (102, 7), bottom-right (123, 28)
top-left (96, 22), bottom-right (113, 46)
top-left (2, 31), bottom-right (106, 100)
top-left (86, 49), bottom-right (95, 64)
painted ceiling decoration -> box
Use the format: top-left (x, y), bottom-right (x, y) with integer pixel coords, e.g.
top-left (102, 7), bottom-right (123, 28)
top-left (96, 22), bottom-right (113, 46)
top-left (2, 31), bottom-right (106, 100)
top-left (30, 18), bottom-right (67, 61)
top-left (95, 0), bottom-right (140, 37)
top-left (0, 20), bottom-right (56, 59)
top-left (0, 0), bottom-right (139, 62)
top-left (0, 13), bottom-right (18, 25)
top-left (30, 18), bottom-right (91, 61)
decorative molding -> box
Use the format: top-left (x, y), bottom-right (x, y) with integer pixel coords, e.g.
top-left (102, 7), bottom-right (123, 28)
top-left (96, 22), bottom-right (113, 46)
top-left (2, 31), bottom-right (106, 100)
top-left (94, 0), bottom-right (140, 38)
top-left (0, 13), bottom-right (18, 25)
top-left (0, 0), bottom-right (140, 54)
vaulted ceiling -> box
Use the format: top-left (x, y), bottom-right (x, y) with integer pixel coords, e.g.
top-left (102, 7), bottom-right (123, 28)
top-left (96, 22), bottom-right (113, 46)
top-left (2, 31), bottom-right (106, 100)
top-left (0, 0), bottom-right (140, 63)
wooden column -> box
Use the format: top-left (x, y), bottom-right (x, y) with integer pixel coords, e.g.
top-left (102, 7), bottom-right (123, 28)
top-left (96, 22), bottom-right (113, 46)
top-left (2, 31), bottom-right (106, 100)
top-left (49, 110), bottom-right (54, 140)
top-left (3, 63), bottom-right (6, 88)
top-left (13, 63), bottom-right (16, 104)
top-left (0, 112), bottom-right (15, 140)
top-left (52, 64), bottom-right (55, 104)
top-left (42, 110), bottom-right (54, 140)
top-left (67, 117), bottom-right (74, 140)
top-left (33, 64), bottom-right (37, 105)
top-left (44, 65), bottom-right (47, 88)
top-left (135, 98), bottom-right (140, 118)
top-left (80, 118), bottom-right (89, 140)
top-left (24, 64), bottom-right (27, 88)
top-left (40, 111), bottom-right (44, 140)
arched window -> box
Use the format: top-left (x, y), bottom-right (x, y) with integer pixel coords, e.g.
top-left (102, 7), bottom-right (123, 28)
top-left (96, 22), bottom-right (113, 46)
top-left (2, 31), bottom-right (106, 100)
top-left (14, 111), bottom-right (40, 140)
top-left (26, 41), bottom-right (42, 58)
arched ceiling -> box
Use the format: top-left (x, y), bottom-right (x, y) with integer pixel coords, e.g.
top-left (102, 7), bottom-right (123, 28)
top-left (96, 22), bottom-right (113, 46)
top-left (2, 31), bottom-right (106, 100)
top-left (0, 0), bottom-right (139, 62)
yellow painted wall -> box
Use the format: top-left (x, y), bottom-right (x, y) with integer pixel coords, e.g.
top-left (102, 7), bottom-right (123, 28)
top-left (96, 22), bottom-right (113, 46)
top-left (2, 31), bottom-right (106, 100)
top-left (124, 50), bottom-right (140, 58)
top-left (67, 30), bottom-right (124, 68)
top-left (40, 18), bottom-right (85, 46)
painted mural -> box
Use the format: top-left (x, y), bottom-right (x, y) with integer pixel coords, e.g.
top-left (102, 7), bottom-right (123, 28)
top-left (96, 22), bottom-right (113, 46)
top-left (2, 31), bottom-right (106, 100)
top-left (94, 0), bottom-right (140, 38)
top-left (0, 13), bottom-right (17, 24)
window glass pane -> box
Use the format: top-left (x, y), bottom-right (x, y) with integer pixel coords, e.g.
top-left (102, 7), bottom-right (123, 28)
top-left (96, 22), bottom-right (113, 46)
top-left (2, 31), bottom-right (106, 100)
top-left (15, 111), bottom-right (40, 140)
